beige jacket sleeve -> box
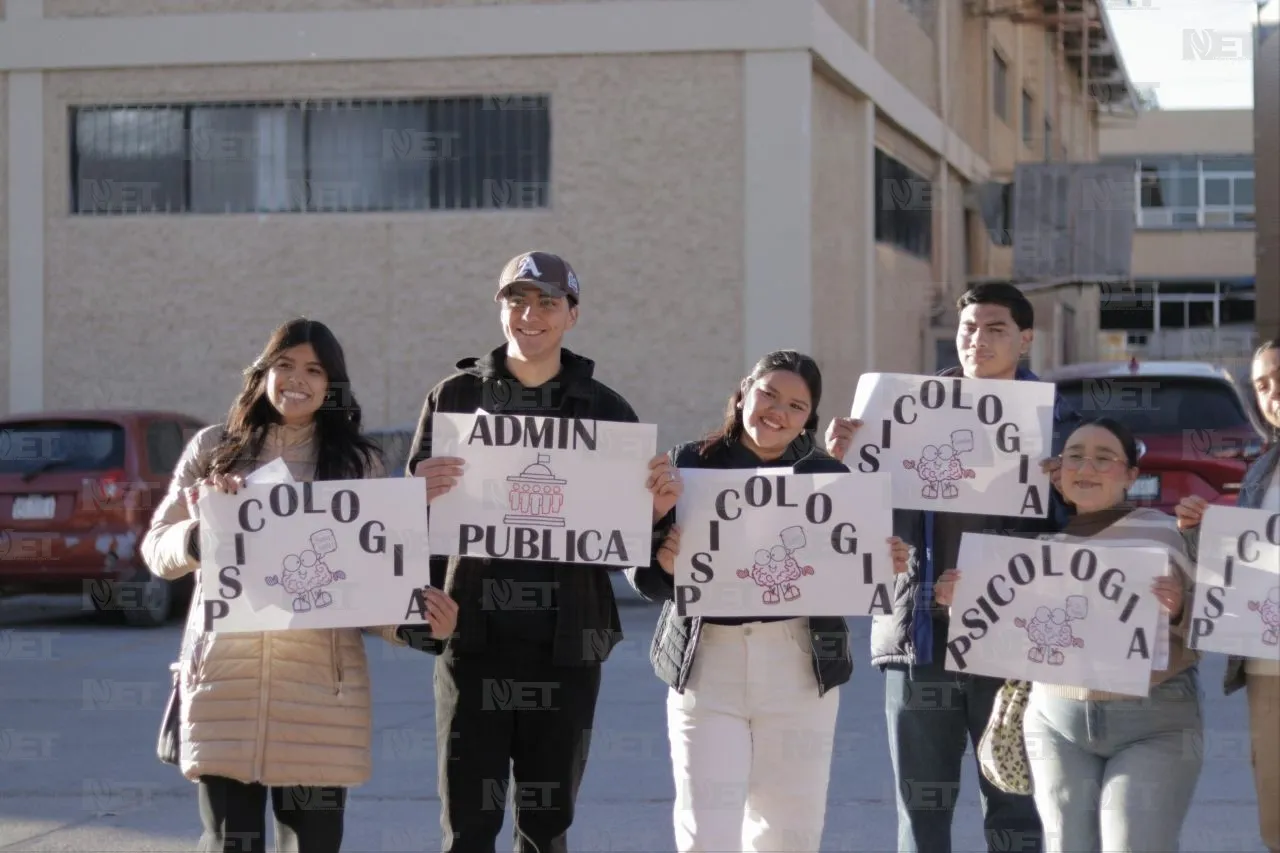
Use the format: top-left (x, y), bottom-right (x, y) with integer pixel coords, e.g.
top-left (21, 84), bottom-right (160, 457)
top-left (359, 449), bottom-right (409, 647)
top-left (141, 425), bottom-right (222, 581)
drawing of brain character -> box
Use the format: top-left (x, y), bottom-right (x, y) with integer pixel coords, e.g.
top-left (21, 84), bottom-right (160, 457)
top-left (737, 526), bottom-right (815, 605)
top-left (903, 429), bottom-right (976, 499)
top-left (1015, 596), bottom-right (1088, 665)
top-left (265, 529), bottom-right (346, 612)
top-left (1248, 587), bottom-right (1280, 646)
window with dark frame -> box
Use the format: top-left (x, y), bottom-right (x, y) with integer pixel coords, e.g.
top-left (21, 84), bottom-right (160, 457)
top-left (70, 96), bottom-right (552, 215)
top-left (874, 149), bottom-right (934, 261)
top-left (992, 51), bottom-right (1009, 122)
top-left (1021, 90), bottom-right (1034, 147)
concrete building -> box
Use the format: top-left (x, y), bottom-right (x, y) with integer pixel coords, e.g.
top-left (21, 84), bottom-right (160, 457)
top-left (0, 0), bottom-right (1135, 446)
top-left (1098, 109), bottom-right (1259, 366)
top-left (1256, 21), bottom-right (1279, 345)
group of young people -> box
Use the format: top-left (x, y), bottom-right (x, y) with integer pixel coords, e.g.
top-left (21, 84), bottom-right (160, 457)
top-left (141, 250), bottom-right (1280, 853)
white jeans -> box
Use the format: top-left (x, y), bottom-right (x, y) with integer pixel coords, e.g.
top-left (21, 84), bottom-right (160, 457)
top-left (666, 618), bottom-right (840, 853)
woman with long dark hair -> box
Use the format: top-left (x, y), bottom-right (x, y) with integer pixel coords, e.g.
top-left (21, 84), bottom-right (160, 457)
top-left (142, 318), bottom-right (458, 853)
top-left (1176, 339), bottom-right (1280, 853)
top-left (628, 350), bottom-right (910, 853)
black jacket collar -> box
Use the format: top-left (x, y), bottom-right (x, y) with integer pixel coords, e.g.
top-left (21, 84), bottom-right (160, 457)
top-left (456, 345), bottom-right (597, 399)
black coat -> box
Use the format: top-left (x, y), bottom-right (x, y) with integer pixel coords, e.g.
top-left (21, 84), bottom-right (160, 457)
top-left (396, 345), bottom-right (640, 666)
top-left (626, 433), bottom-right (855, 696)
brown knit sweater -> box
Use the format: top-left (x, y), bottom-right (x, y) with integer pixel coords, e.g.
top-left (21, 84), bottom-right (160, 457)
top-left (1032, 505), bottom-right (1199, 702)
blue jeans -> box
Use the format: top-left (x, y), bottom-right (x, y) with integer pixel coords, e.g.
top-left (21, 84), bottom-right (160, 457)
top-left (884, 627), bottom-right (1044, 853)
top-left (1023, 667), bottom-right (1205, 853)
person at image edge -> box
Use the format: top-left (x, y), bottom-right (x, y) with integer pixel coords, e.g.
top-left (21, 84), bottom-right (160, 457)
top-left (141, 318), bottom-right (459, 853)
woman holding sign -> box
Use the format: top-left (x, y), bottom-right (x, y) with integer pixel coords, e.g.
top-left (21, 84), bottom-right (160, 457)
top-left (141, 319), bottom-right (458, 853)
top-left (1176, 338), bottom-right (1280, 853)
top-left (628, 350), bottom-right (911, 853)
top-left (938, 418), bottom-right (1201, 853)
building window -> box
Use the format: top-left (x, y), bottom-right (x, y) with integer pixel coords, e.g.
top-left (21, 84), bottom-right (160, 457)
top-left (1132, 155), bottom-right (1255, 228)
top-left (874, 149), bottom-right (933, 261)
top-left (70, 96), bottom-right (551, 215)
top-left (1043, 117), bottom-right (1053, 161)
top-left (1021, 90), bottom-right (1034, 147)
top-left (993, 52), bottom-right (1009, 122)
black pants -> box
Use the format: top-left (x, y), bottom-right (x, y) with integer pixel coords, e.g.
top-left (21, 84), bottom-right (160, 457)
top-left (883, 627), bottom-right (1043, 853)
top-left (435, 651), bottom-right (603, 853)
top-left (196, 775), bottom-right (347, 853)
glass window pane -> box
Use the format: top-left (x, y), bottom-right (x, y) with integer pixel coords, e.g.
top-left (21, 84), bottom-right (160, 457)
top-left (1160, 301), bottom-right (1186, 328)
top-left (1174, 176), bottom-right (1199, 206)
top-left (308, 101), bottom-right (430, 212)
top-left (73, 107), bottom-right (186, 213)
top-left (1201, 156), bottom-right (1252, 173)
top-left (1221, 296), bottom-right (1256, 325)
top-left (1187, 300), bottom-right (1215, 327)
top-left (1204, 177), bottom-right (1231, 205)
top-left (429, 95), bottom-right (550, 210)
top-left (189, 105), bottom-right (306, 213)
top-left (1235, 177), bottom-right (1254, 206)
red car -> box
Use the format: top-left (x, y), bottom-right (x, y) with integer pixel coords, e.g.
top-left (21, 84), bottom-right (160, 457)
top-left (1041, 360), bottom-right (1269, 515)
top-left (0, 410), bottom-right (206, 626)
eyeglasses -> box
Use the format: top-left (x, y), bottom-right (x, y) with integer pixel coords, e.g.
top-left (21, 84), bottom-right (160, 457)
top-left (1061, 453), bottom-right (1124, 473)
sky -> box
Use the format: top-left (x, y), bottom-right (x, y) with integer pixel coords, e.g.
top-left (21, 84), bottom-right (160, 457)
top-left (1105, 0), bottom-right (1279, 109)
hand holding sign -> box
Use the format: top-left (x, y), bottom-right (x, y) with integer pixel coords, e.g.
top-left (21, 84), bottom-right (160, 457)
top-left (413, 456), bottom-right (467, 504)
top-left (1174, 495), bottom-right (1209, 531)
top-left (823, 417), bottom-right (864, 462)
top-left (647, 454), bottom-right (683, 521)
top-left (1150, 575), bottom-right (1184, 618)
top-left (656, 525), bottom-right (681, 575)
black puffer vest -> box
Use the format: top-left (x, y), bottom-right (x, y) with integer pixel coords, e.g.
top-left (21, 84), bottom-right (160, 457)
top-left (626, 434), bottom-right (854, 696)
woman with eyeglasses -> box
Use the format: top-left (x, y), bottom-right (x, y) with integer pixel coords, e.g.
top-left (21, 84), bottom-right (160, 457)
top-left (1175, 339), bottom-right (1280, 853)
top-left (936, 417), bottom-right (1202, 853)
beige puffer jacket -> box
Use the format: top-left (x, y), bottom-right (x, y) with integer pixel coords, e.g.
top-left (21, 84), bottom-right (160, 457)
top-left (142, 422), bottom-right (407, 788)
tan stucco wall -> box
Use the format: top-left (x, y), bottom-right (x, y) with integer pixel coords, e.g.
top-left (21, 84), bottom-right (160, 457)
top-left (818, 0), bottom-right (867, 47)
top-left (41, 54), bottom-right (744, 449)
top-left (947, 5), bottom-right (986, 156)
top-left (0, 73), bottom-right (9, 415)
top-left (875, 0), bottom-right (938, 113)
top-left (1130, 231), bottom-right (1257, 280)
top-left (810, 71), bottom-right (867, 417)
top-left (874, 246), bottom-right (934, 374)
top-left (1100, 110), bottom-right (1254, 157)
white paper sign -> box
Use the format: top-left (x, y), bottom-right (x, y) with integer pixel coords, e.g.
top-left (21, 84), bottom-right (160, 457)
top-left (672, 469), bottom-right (895, 618)
top-left (196, 478), bottom-right (431, 633)
top-left (1188, 506), bottom-right (1280, 662)
top-left (428, 412), bottom-right (657, 568)
top-left (847, 373), bottom-right (1056, 518)
top-left (242, 457), bottom-right (296, 486)
top-left (945, 532), bottom-right (1166, 696)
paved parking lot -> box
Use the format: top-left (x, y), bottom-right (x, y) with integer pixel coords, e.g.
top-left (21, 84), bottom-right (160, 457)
top-left (0, 585), bottom-right (1268, 852)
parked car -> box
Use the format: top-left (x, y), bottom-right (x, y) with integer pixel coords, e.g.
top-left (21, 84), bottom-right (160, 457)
top-left (0, 410), bottom-right (206, 626)
top-left (1040, 360), bottom-right (1268, 515)
top-left (366, 424), bottom-right (416, 477)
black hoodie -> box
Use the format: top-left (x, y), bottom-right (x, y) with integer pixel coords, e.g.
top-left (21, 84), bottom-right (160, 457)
top-left (397, 345), bottom-right (641, 666)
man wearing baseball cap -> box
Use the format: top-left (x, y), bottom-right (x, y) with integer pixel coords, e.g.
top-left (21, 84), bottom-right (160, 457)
top-left (398, 251), bottom-right (681, 853)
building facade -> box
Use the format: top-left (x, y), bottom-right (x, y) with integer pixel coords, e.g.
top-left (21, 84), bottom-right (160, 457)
top-left (0, 0), bottom-right (1131, 447)
top-left (1098, 109), bottom-right (1258, 369)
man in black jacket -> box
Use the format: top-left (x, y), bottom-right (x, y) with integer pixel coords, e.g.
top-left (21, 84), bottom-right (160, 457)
top-left (824, 283), bottom-right (1079, 853)
top-left (399, 251), bottom-right (679, 853)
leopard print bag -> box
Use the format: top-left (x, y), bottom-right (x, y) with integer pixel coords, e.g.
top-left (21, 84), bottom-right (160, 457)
top-left (976, 679), bottom-right (1033, 796)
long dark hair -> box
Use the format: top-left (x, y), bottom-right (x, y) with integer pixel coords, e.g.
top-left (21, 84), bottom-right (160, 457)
top-left (1252, 339), bottom-right (1280, 443)
top-left (699, 350), bottom-right (824, 457)
top-left (206, 319), bottom-right (381, 481)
